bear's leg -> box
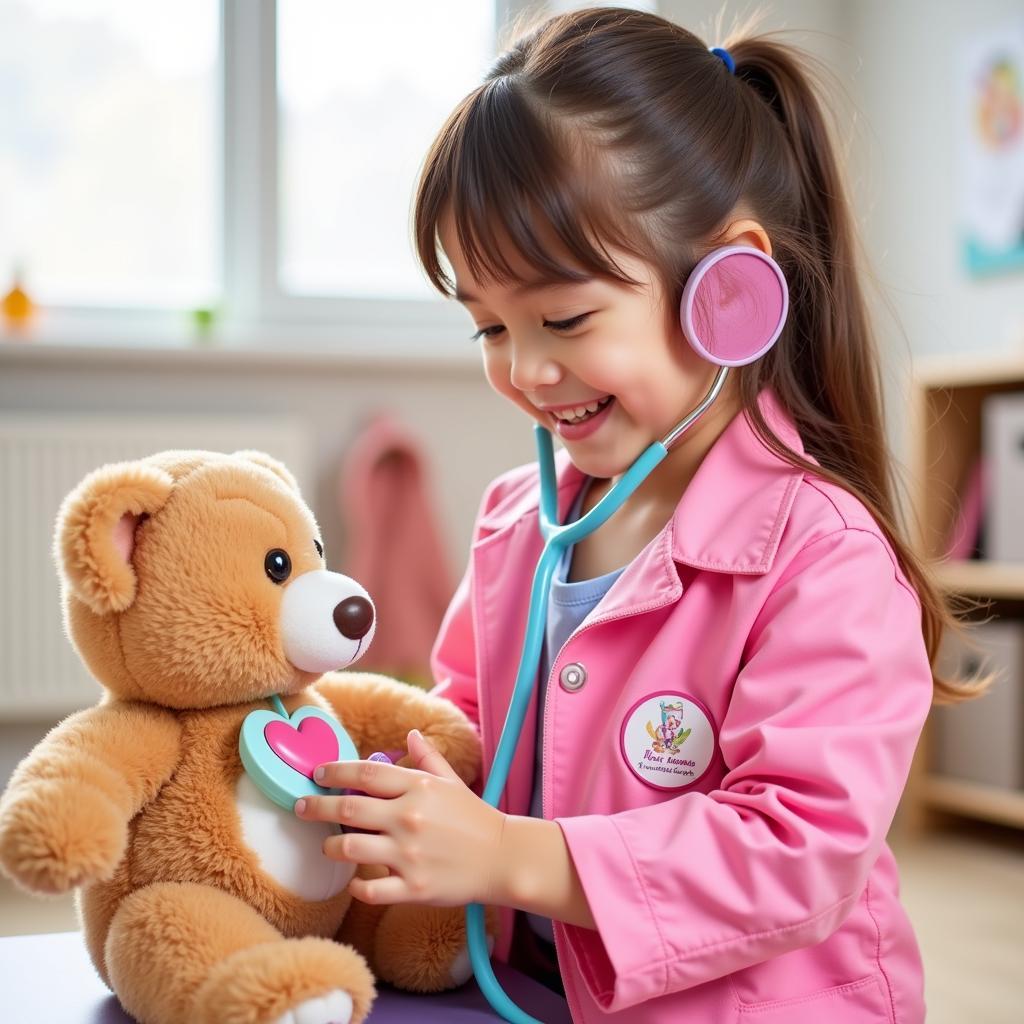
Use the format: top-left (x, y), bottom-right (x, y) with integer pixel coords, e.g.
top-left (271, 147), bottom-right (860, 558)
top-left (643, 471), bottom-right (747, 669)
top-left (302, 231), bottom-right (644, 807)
top-left (341, 901), bottom-right (498, 993)
top-left (105, 881), bottom-right (375, 1024)
top-left (77, 864), bottom-right (134, 986)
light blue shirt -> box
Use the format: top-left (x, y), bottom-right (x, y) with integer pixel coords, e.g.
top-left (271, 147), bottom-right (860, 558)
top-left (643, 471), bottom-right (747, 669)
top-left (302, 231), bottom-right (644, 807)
top-left (525, 476), bottom-right (625, 943)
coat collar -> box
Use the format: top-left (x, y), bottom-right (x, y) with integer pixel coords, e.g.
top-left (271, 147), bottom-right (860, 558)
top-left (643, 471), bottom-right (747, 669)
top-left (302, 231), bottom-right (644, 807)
top-left (477, 386), bottom-right (809, 576)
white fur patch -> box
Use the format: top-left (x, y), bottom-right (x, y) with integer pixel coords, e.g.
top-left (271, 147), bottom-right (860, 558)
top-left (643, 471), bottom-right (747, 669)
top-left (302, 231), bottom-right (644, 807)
top-left (234, 774), bottom-right (355, 902)
top-left (448, 934), bottom-right (494, 987)
top-left (272, 989), bottom-right (353, 1024)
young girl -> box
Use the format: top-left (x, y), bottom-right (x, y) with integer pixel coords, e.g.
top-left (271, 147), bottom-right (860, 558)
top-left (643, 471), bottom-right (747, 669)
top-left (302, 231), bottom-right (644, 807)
top-left (296, 7), bottom-right (986, 1022)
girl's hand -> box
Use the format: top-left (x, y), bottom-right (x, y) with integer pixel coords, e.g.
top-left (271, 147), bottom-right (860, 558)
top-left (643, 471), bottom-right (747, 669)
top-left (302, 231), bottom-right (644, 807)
top-left (295, 729), bottom-right (506, 907)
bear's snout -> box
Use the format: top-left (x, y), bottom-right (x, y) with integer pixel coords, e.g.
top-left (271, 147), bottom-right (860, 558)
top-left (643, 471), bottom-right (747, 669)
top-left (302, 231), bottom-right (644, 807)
top-left (333, 596), bottom-right (374, 640)
top-left (279, 570), bottom-right (376, 674)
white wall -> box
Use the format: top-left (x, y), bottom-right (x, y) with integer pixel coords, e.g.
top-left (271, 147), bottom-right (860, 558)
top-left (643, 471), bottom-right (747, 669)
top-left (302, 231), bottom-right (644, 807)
top-left (844, 0), bottom-right (1024, 362)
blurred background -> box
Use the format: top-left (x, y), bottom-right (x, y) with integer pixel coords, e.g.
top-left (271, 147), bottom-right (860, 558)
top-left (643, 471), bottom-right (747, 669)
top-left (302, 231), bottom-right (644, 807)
top-left (1, 1), bottom-right (1023, 1021)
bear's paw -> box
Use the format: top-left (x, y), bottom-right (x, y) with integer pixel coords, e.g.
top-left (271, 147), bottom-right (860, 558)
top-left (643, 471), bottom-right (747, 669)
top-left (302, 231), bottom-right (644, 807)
top-left (272, 990), bottom-right (353, 1024)
top-left (0, 780), bottom-right (127, 894)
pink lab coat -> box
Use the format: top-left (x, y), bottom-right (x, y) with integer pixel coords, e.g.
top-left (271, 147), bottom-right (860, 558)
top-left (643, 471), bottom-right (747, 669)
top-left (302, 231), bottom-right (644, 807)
top-left (430, 386), bottom-right (932, 1024)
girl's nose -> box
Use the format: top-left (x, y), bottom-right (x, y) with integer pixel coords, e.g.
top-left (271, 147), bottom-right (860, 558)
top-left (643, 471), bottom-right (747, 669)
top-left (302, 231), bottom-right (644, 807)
top-left (508, 336), bottom-right (562, 392)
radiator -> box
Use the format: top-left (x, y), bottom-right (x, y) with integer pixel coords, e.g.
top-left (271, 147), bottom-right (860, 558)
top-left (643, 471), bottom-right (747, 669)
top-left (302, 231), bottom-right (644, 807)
top-left (0, 415), bottom-right (314, 719)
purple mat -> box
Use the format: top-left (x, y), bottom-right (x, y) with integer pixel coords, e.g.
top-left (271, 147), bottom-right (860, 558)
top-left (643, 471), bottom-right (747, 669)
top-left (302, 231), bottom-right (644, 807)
top-left (0, 932), bottom-right (571, 1023)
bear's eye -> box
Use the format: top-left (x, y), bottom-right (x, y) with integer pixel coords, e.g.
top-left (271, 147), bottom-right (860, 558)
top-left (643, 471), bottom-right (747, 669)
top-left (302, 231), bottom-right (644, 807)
top-left (264, 549), bottom-right (292, 584)
top-left (313, 539), bottom-right (324, 558)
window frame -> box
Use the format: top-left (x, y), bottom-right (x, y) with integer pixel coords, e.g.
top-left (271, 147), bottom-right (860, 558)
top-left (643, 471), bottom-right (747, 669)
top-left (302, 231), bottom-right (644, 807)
top-left (224, 0), bottom-right (489, 354)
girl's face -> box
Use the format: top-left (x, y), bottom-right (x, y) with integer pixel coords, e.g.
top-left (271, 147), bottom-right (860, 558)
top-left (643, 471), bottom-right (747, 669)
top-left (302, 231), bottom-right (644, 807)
top-left (438, 211), bottom-right (720, 481)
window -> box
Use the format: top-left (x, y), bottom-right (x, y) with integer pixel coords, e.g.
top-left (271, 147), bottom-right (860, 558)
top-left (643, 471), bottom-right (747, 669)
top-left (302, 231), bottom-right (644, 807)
top-left (0, 0), bottom-right (506, 349)
top-left (277, 1), bottom-right (495, 301)
top-left (0, 0), bottom-right (219, 308)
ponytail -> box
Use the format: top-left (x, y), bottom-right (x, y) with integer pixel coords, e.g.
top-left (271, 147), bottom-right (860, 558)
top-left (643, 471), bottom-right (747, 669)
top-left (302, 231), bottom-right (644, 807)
top-left (726, 27), bottom-right (993, 705)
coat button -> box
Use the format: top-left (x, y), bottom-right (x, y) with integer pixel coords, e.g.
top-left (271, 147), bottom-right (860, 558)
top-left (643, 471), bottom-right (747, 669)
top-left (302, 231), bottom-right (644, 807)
top-left (559, 662), bottom-right (587, 692)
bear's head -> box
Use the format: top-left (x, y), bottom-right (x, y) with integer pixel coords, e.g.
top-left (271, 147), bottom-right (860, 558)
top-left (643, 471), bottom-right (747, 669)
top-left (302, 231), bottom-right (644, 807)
top-left (54, 450), bottom-right (375, 709)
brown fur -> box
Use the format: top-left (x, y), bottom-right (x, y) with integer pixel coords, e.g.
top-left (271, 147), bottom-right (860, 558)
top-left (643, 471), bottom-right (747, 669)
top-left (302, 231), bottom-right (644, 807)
top-left (0, 451), bottom-right (495, 1024)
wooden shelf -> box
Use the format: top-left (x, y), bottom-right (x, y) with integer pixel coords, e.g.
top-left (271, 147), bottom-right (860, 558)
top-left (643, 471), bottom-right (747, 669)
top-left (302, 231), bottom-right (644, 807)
top-left (935, 560), bottom-right (1024, 599)
top-left (905, 353), bottom-right (1024, 834)
top-left (921, 776), bottom-right (1024, 829)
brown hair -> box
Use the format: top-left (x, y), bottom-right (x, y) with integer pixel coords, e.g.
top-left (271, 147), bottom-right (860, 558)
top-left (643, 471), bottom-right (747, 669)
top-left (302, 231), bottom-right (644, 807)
top-left (413, 5), bottom-right (990, 706)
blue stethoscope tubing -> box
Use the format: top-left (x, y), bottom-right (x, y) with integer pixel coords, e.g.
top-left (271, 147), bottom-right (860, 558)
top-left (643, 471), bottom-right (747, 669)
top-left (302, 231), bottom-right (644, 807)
top-left (466, 365), bottom-right (730, 1023)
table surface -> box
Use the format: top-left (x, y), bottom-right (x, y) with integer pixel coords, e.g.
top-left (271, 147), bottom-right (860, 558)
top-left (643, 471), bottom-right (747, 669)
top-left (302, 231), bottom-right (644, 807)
top-left (1, 931), bottom-right (571, 1023)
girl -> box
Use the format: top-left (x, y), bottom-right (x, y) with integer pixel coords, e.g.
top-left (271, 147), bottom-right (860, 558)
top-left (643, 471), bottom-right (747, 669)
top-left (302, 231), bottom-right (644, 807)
top-left (296, 7), bottom-right (987, 1022)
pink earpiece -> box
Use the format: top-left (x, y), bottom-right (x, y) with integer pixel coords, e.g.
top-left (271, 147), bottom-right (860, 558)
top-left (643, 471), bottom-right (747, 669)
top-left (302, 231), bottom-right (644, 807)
top-left (679, 244), bottom-right (789, 367)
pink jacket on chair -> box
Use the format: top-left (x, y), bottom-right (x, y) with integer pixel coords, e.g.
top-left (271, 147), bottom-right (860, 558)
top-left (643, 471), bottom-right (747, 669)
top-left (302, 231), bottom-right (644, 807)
top-left (340, 413), bottom-right (454, 684)
top-left (430, 386), bottom-right (932, 1024)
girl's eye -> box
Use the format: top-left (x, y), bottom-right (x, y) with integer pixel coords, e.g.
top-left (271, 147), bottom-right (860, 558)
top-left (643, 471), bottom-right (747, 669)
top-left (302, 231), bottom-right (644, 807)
top-left (469, 324), bottom-right (505, 342)
top-left (468, 312), bottom-right (592, 343)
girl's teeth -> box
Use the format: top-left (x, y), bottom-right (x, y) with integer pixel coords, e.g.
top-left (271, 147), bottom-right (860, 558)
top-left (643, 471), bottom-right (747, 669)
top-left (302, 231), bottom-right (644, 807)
top-left (557, 398), bottom-right (608, 422)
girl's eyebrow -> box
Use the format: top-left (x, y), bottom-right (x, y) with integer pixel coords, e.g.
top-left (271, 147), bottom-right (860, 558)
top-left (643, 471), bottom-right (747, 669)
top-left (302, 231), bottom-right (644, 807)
top-left (455, 277), bottom-right (594, 304)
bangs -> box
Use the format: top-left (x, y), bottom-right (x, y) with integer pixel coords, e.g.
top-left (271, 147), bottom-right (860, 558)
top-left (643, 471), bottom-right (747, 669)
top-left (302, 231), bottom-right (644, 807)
top-left (414, 75), bottom-right (648, 298)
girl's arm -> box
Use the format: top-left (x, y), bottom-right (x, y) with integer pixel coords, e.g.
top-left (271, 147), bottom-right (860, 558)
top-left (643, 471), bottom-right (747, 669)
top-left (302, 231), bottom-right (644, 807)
top-left (297, 730), bottom-right (598, 926)
top-left (492, 813), bottom-right (597, 929)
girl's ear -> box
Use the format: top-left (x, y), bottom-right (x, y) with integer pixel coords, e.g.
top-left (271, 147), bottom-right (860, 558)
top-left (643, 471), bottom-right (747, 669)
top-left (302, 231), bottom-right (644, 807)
top-left (54, 461), bottom-right (174, 615)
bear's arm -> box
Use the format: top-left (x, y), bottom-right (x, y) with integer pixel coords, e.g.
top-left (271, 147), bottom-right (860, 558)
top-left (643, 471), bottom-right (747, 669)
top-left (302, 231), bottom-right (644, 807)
top-left (312, 671), bottom-right (481, 786)
top-left (0, 701), bottom-right (182, 894)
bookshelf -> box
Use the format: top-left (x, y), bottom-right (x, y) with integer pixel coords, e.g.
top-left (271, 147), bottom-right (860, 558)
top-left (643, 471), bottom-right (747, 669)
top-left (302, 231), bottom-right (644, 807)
top-left (903, 352), bottom-right (1024, 833)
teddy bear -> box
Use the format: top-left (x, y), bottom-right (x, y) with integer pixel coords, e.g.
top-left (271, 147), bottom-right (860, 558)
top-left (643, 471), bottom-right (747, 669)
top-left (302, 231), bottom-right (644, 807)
top-left (0, 449), bottom-right (494, 1024)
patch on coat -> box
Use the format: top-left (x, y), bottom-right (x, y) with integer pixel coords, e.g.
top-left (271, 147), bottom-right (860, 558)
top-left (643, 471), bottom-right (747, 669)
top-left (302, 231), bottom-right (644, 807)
top-left (620, 691), bottom-right (717, 790)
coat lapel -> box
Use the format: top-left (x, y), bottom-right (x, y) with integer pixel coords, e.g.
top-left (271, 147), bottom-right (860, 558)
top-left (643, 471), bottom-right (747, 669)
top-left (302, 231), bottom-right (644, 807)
top-left (469, 387), bottom-right (809, 811)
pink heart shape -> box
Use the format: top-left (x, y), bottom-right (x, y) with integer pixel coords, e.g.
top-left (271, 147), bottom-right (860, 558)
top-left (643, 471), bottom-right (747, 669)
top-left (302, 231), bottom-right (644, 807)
top-left (264, 716), bottom-right (340, 779)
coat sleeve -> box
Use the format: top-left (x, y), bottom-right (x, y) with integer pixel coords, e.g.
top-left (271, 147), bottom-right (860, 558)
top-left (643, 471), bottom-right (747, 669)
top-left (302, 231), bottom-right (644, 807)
top-left (428, 559), bottom-right (479, 729)
top-left (428, 469), bottom-right (516, 731)
top-left (554, 527), bottom-right (935, 1012)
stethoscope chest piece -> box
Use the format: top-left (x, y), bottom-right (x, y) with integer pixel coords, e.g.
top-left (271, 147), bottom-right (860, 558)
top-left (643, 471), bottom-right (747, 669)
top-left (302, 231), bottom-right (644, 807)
top-left (239, 696), bottom-right (359, 811)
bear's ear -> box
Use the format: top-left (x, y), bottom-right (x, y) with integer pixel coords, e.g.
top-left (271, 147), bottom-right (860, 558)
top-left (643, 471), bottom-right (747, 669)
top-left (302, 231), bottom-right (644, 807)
top-left (233, 450), bottom-right (300, 493)
top-left (54, 461), bottom-right (174, 615)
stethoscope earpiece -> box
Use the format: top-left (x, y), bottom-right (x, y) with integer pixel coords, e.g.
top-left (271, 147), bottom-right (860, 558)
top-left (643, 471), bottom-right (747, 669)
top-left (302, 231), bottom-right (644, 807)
top-left (680, 244), bottom-right (789, 367)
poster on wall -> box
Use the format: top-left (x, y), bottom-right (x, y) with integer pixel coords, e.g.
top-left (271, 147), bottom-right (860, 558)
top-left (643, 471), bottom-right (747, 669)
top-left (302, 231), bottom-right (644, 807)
top-left (958, 20), bottom-right (1024, 276)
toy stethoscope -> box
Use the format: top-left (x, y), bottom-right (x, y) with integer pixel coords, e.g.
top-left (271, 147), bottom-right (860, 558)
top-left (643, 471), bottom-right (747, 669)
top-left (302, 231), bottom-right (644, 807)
top-left (466, 243), bottom-right (790, 1023)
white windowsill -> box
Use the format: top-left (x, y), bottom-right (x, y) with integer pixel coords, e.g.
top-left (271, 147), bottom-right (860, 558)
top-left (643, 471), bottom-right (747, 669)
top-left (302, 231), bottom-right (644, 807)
top-left (0, 314), bottom-right (482, 374)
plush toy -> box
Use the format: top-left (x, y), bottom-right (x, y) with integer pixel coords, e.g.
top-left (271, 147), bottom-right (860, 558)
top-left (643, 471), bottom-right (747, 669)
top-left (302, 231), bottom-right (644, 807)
top-left (0, 450), bottom-right (493, 1024)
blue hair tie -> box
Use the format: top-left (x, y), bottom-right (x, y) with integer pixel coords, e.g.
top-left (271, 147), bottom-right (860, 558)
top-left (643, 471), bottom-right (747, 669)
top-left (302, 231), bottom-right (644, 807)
top-left (709, 46), bottom-right (735, 74)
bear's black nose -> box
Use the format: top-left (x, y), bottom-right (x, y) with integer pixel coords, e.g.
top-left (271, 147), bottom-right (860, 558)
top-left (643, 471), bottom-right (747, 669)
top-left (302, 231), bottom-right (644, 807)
top-left (333, 596), bottom-right (374, 640)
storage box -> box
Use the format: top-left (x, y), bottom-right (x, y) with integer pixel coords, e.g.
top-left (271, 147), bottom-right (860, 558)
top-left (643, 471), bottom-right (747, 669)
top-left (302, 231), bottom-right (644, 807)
top-left (983, 390), bottom-right (1024, 562)
top-left (929, 620), bottom-right (1024, 789)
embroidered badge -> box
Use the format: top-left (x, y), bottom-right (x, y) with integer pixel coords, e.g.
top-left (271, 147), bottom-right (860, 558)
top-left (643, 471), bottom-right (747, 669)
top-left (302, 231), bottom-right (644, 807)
top-left (620, 691), bottom-right (717, 790)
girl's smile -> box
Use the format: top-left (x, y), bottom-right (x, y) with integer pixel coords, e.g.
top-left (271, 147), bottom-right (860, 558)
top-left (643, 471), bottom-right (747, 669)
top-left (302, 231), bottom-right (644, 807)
top-left (541, 394), bottom-right (615, 439)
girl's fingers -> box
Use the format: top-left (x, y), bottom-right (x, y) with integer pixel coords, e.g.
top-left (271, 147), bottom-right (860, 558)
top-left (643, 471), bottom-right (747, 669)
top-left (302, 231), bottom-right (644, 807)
top-left (313, 758), bottom-right (417, 796)
top-left (406, 729), bottom-right (461, 782)
top-left (323, 830), bottom-right (396, 868)
top-left (295, 793), bottom-right (387, 830)
top-left (347, 872), bottom-right (416, 906)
